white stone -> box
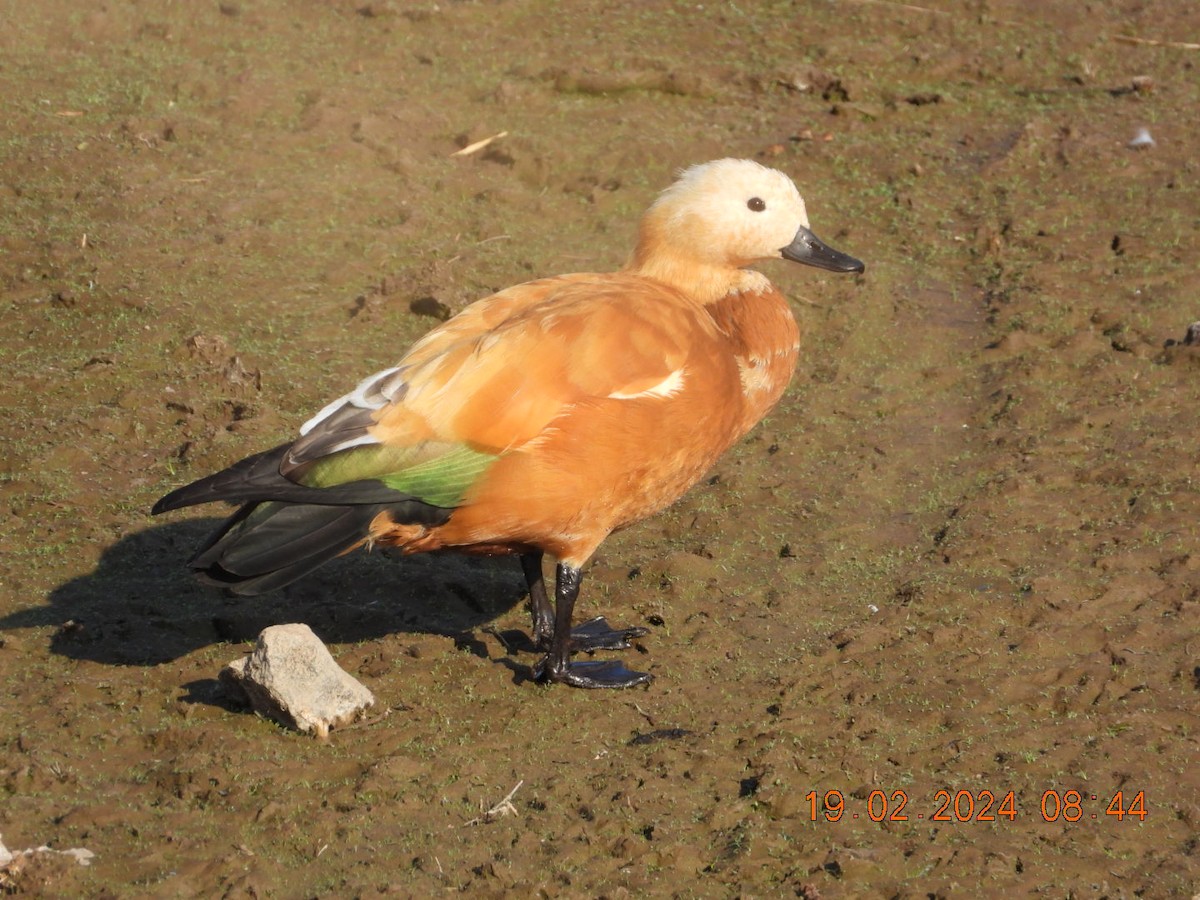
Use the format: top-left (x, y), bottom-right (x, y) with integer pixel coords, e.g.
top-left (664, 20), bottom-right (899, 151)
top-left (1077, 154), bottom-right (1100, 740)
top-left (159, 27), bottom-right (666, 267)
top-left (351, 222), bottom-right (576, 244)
top-left (221, 624), bottom-right (375, 737)
top-left (0, 833), bottom-right (94, 867)
top-left (1128, 127), bottom-right (1155, 149)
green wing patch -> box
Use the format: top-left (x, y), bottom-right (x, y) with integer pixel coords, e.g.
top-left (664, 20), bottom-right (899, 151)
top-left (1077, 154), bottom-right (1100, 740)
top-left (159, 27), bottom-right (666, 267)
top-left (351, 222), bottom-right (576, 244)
top-left (299, 442), bottom-right (496, 508)
top-left (378, 445), bottom-right (495, 507)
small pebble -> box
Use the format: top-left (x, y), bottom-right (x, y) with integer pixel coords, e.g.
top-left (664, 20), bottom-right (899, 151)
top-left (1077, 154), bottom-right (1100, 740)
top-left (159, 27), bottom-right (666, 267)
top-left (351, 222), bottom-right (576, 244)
top-left (1128, 127), bottom-right (1155, 149)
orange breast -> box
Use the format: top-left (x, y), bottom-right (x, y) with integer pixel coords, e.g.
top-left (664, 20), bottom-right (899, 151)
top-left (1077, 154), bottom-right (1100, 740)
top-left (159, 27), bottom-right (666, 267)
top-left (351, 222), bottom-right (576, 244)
top-left (706, 286), bottom-right (801, 434)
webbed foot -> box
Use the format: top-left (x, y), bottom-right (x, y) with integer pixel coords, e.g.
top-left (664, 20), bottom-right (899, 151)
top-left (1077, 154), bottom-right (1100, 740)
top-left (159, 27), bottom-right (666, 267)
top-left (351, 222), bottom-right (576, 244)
top-left (534, 657), bottom-right (652, 689)
top-left (566, 616), bottom-right (650, 652)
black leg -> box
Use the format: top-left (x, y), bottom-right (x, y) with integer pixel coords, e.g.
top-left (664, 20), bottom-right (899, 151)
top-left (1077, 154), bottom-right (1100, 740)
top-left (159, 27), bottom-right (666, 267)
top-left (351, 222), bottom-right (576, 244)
top-left (534, 563), bottom-right (651, 689)
top-left (521, 551), bottom-right (649, 653)
top-left (521, 551), bottom-right (554, 648)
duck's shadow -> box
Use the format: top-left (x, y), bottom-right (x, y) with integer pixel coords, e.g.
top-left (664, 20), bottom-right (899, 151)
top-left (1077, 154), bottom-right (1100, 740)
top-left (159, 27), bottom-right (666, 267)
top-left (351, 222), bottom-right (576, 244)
top-left (0, 519), bottom-right (529, 668)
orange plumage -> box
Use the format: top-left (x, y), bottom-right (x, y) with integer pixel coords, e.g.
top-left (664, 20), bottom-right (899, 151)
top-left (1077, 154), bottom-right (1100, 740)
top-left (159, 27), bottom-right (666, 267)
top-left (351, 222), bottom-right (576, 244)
top-left (153, 158), bottom-right (863, 689)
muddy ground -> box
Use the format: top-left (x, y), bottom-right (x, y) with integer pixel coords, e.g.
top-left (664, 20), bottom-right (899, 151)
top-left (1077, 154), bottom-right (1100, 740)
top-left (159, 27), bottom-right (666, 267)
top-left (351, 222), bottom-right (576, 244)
top-left (1, 0), bottom-right (1198, 896)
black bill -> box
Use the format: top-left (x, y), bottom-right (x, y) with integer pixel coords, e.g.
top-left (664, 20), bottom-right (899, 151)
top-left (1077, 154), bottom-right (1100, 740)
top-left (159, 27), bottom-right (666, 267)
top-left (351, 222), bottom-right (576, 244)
top-left (781, 226), bottom-right (865, 273)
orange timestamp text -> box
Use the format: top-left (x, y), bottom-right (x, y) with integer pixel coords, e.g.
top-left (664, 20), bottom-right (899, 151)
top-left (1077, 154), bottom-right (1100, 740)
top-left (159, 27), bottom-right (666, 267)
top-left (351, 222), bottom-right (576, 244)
top-left (804, 789), bottom-right (1147, 823)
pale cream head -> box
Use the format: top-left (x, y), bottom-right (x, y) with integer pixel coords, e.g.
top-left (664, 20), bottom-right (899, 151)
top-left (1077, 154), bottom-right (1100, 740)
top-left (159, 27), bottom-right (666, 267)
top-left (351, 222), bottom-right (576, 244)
top-left (626, 158), bottom-right (861, 303)
top-left (646, 158), bottom-right (812, 268)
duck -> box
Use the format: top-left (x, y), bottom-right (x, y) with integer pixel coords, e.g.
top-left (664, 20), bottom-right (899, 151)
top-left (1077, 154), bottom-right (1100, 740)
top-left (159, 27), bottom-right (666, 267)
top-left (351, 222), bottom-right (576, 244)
top-left (152, 158), bottom-right (864, 689)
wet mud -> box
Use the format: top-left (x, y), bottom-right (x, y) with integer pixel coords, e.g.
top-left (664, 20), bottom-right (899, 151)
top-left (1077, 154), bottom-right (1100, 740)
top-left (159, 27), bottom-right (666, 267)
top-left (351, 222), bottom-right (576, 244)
top-left (1, 1), bottom-right (1198, 896)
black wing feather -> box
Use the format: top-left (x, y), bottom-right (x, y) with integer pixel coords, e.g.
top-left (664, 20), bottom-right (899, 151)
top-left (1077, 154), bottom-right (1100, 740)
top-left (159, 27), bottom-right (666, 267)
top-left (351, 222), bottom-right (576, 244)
top-left (282, 405), bottom-right (379, 474)
top-left (151, 443), bottom-right (425, 515)
top-left (154, 440), bottom-right (456, 595)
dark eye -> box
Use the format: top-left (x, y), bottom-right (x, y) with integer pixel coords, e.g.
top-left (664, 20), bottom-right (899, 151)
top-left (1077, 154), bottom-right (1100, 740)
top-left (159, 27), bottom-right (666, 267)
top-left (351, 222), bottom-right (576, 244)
top-left (748, 197), bottom-right (766, 212)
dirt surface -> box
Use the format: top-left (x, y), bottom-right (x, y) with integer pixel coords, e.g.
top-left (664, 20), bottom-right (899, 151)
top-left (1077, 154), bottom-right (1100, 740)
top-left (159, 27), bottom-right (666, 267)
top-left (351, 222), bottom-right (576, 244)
top-left (2, 0), bottom-right (1198, 896)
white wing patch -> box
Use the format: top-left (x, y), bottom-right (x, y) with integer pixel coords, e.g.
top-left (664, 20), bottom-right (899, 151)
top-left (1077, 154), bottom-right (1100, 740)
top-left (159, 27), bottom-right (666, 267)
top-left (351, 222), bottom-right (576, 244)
top-left (608, 367), bottom-right (686, 401)
top-left (300, 365), bottom-right (404, 436)
top-left (321, 432), bottom-right (380, 453)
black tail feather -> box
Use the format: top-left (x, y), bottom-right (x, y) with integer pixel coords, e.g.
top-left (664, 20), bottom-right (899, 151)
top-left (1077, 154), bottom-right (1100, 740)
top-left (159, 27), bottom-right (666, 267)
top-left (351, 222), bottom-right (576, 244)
top-left (194, 502), bottom-right (382, 577)
top-left (189, 502), bottom-right (379, 596)
top-left (188, 500), bottom-right (450, 596)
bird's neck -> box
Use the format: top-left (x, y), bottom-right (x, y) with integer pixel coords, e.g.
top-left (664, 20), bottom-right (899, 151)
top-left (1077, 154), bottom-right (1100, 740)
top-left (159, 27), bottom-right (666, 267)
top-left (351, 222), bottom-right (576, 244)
top-left (623, 252), bottom-right (771, 306)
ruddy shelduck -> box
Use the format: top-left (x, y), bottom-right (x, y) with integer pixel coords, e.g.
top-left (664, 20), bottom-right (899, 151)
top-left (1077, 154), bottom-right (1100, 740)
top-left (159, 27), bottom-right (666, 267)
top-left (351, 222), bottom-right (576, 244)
top-left (153, 158), bottom-right (864, 689)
